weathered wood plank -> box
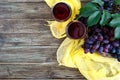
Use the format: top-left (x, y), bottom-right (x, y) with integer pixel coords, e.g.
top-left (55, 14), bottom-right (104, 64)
top-left (0, 64), bottom-right (86, 79)
top-left (0, 46), bottom-right (57, 63)
top-left (0, 19), bottom-right (62, 46)
top-left (0, 2), bottom-right (89, 19)
top-left (0, 0), bottom-right (90, 3)
top-left (0, 2), bottom-right (52, 19)
top-left (0, 33), bottom-right (62, 46)
top-left (0, 19), bottom-right (50, 33)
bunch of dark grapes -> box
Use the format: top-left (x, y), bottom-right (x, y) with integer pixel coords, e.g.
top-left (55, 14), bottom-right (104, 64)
top-left (102, 0), bottom-right (114, 11)
top-left (82, 25), bottom-right (120, 61)
top-left (102, 0), bottom-right (120, 13)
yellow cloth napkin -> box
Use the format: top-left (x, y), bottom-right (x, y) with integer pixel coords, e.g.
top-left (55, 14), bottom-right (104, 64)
top-left (45, 0), bottom-right (120, 80)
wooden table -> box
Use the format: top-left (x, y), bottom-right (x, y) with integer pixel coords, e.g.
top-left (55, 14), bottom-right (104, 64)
top-left (0, 0), bottom-right (89, 80)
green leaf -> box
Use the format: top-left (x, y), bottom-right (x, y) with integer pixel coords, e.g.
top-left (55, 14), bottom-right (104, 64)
top-left (100, 10), bottom-right (111, 26)
top-left (112, 13), bottom-right (120, 18)
top-left (80, 2), bottom-right (99, 17)
top-left (87, 11), bottom-right (101, 27)
top-left (114, 27), bottom-right (120, 39)
top-left (114, 0), bottom-right (120, 5)
top-left (92, 0), bottom-right (104, 7)
top-left (109, 17), bottom-right (120, 27)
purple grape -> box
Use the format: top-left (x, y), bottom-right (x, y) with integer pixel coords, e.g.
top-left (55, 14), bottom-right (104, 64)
top-left (109, 45), bottom-right (113, 50)
top-left (83, 43), bottom-right (91, 49)
top-left (85, 38), bottom-right (94, 44)
top-left (102, 27), bottom-right (109, 33)
top-left (92, 42), bottom-right (100, 50)
top-left (103, 40), bottom-right (109, 44)
top-left (108, 0), bottom-right (114, 8)
top-left (104, 48), bottom-right (109, 53)
top-left (84, 48), bottom-right (90, 53)
top-left (89, 36), bottom-right (96, 42)
top-left (98, 33), bottom-right (104, 41)
top-left (93, 35), bottom-right (98, 40)
top-left (117, 48), bottom-right (120, 55)
top-left (109, 28), bottom-right (114, 37)
top-left (112, 41), bottom-right (119, 47)
top-left (104, 44), bottom-right (111, 49)
top-left (90, 49), bottom-right (96, 53)
top-left (95, 28), bottom-right (101, 33)
top-left (98, 46), bottom-right (104, 53)
top-left (111, 47), bottom-right (116, 54)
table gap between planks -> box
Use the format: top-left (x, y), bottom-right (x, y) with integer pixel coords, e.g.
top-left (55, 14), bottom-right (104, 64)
top-left (0, 0), bottom-right (90, 80)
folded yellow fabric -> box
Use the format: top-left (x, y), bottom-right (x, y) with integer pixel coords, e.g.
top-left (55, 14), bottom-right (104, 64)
top-left (45, 0), bottom-right (120, 80)
top-left (59, 38), bottom-right (120, 80)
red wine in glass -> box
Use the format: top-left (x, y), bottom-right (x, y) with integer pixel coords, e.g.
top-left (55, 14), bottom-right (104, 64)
top-left (52, 2), bottom-right (71, 21)
top-left (66, 21), bottom-right (86, 39)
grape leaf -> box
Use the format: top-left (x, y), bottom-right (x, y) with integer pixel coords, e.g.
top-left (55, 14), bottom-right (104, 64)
top-left (87, 11), bottom-right (101, 27)
top-left (80, 2), bottom-right (98, 17)
top-left (109, 17), bottom-right (120, 27)
top-left (115, 27), bottom-right (120, 39)
top-left (112, 13), bottom-right (120, 18)
top-left (114, 0), bottom-right (120, 5)
top-left (100, 10), bottom-right (111, 26)
top-left (92, 0), bottom-right (104, 7)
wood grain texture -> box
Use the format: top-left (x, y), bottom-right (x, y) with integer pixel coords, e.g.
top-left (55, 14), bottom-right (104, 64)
top-left (0, 0), bottom-right (90, 80)
top-left (0, 64), bottom-right (86, 79)
top-left (0, 2), bottom-right (88, 19)
top-left (0, 0), bottom-right (89, 3)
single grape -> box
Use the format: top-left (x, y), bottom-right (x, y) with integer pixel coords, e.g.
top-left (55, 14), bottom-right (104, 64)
top-left (112, 41), bottom-right (119, 47)
top-left (104, 48), bottom-right (109, 53)
top-left (90, 49), bottom-right (96, 53)
top-left (117, 48), bottom-right (120, 55)
top-left (93, 35), bottom-right (98, 40)
top-left (102, 27), bottom-right (109, 33)
top-left (111, 47), bottom-right (116, 54)
top-left (104, 44), bottom-right (111, 49)
top-left (108, 0), bottom-right (114, 8)
top-left (103, 39), bottom-right (109, 44)
top-left (89, 36), bottom-right (96, 42)
top-left (92, 41), bottom-right (100, 50)
top-left (109, 45), bottom-right (113, 51)
top-left (85, 38), bottom-right (94, 45)
top-left (98, 33), bottom-right (104, 42)
top-left (98, 46), bottom-right (104, 54)
top-left (84, 48), bottom-right (90, 53)
top-left (83, 43), bottom-right (91, 49)
top-left (107, 7), bottom-right (111, 11)
top-left (109, 28), bottom-right (114, 37)
top-left (95, 28), bottom-right (101, 33)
